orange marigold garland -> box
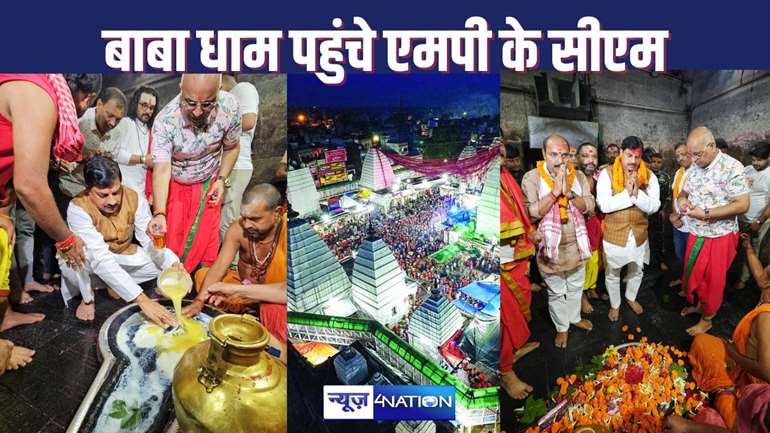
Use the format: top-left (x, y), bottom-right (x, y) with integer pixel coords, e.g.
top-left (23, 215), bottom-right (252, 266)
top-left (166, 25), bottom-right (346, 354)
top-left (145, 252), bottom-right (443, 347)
top-left (524, 339), bottom-right (706, 433)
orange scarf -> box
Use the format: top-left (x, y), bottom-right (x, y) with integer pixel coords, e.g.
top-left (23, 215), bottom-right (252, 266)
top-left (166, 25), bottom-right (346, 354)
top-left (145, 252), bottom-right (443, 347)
top-left (536, 161), bottom-right (576, 223)
top-left (672, 167), bottom-right (685, 200)
top-left (610, 156), bottom-right (650, 194)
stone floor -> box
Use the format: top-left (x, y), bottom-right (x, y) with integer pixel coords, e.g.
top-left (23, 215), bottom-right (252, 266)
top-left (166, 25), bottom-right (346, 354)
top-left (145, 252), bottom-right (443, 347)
top-left (0, 289), bottom-right (130, 433)
top-left (500, 262), bottom-right (758, 432)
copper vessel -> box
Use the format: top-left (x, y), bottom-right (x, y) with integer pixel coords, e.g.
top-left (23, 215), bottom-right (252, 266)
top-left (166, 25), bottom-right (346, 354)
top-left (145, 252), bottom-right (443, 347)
top-left (172, 314), bottom-right (287, 433)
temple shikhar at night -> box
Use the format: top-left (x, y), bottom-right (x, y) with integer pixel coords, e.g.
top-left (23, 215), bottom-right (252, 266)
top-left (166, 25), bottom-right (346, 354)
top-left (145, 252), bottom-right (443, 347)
top-left (286, 73), bottom-right (502, 433)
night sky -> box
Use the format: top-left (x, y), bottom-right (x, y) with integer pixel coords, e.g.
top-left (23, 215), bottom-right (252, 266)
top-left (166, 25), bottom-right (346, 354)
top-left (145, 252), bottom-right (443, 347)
top-left (288, 73), bottom-right (499, 114)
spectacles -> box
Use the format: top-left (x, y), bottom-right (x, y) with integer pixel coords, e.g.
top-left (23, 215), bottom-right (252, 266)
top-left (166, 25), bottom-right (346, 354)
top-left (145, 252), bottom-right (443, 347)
top-left (688, 144), bottom-right (713, 160)
top-left (182, 98), bottom-right (217, 110)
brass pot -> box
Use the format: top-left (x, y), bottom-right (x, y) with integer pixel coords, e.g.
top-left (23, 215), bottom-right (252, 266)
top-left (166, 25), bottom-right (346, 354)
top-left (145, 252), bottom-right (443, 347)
top-left (172, 314), bottom-right (287, 433)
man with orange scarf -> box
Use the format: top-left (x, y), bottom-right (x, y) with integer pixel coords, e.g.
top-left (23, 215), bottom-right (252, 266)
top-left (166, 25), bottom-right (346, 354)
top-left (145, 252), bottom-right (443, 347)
top-left (148, 74), bottom-right (241, 273)
top-left (685, 233), bottom-right (770, 430)
top-left (679, 127), bottom-right (749, 336)
top-left (596, 136), bottom-right (661, 322)
top-left (521, 135), bottom-right (595, 348)
top-left (500, 154), bottom-right (538, 399)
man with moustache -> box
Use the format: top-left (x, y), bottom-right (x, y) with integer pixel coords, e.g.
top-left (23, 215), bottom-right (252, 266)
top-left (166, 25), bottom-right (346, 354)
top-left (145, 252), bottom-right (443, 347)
top-left (59, 87), bottom-right (129, 198)
top-left (148, 74), bottom-right (241, 273)
top-left (597, 136), bottom-right (661, 322)
top-left (115, 86), bottom-right (158, 197)
top-left (679, 127), bottom-right (749, 336)
top-left (521, 135), bottom-right (595, 348)
top-left (576, 142), bottom-right (603, 313)
top-left (184, 183), bottom-right (287, 344)
top-left (59, 157), bottom-right (180, 326)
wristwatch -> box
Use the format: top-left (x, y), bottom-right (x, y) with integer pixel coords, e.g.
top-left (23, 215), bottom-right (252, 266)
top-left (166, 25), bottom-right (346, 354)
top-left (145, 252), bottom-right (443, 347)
top-left (704, 207), bottom-right (710, 220)
top-left (217, 175), bottom-right (232, 188)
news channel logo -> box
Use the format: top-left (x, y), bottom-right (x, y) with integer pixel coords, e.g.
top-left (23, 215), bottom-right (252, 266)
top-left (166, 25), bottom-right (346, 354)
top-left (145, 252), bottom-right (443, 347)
top-left (323, 385), bottom-right (455, 420)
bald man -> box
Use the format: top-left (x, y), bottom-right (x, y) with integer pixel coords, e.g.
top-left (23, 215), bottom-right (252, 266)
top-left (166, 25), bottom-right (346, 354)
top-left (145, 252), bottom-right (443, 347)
top-left (678, 127), bottom-right (749, 335)
top-left (184, 183), bottom-right (287, 346)
top-left (521, 135), bottom-right (595, 348)
top-left (148, 74), bottom-right (241, 273)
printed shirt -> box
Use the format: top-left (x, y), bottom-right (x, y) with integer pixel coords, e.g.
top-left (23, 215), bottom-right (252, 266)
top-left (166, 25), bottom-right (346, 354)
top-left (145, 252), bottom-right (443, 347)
top-left (684, 151), bottom-right (749, 238)
top-left (152, 91), bottom-right (240, 184)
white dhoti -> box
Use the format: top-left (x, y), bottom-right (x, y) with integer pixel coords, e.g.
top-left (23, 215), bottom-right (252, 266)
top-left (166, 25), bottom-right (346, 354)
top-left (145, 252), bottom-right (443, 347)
top-left (543, 266), bottom-right (586, 333)
top-left (596, 168), bottom-right (661, 310)
top-left (61, 194), bottom-right (180, 305)
top-left (60, 248), bottom-right (174, 304)
top-left (604, 233), bottom-right (648, 309)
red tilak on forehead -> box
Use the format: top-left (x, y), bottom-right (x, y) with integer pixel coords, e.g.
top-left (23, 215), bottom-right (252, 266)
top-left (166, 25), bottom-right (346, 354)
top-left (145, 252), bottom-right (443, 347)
top-left (627, 148), bottom-right (643, 156)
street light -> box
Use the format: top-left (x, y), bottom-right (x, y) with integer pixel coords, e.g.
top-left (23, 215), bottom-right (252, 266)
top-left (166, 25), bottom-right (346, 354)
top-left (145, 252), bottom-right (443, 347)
top-left (297, 113), bottom-right (306, 123)
top-left (372, 134), bottom-right (380, 144)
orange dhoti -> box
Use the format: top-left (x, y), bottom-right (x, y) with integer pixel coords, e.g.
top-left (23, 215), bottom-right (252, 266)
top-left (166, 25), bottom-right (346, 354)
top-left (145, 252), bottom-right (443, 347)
top-left (688, 304), bottom-right (770, 429)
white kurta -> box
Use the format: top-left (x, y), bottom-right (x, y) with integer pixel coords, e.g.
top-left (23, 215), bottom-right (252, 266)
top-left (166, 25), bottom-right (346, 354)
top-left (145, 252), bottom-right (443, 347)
top-left (596, 169), bottom-right (661, 269)
top-left (116, 117), bottom-right (150, 194)
top-left (60, 193), bottom-right (179, 304)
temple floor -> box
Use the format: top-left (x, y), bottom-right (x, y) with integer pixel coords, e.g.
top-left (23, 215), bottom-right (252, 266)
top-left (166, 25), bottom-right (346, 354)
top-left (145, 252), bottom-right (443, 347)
top-left (501, 262), bottom-right (758, 432)
top-left (0, 288), bottom-right (131, 433)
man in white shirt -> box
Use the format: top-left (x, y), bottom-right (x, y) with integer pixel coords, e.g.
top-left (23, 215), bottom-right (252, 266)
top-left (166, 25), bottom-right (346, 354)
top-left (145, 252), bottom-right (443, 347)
top-left (59, 87), bottom-right (129, 198)
top-left (115, 86), bottom-right (158, 196)
top-left (220, 74), bottom-right (259, 241)
top-left (597, 136), bottom-right (661, 322)
top-left (59, 156), bottom-right (179, 327)
top-left (738, 141), bottom-right (770, 289)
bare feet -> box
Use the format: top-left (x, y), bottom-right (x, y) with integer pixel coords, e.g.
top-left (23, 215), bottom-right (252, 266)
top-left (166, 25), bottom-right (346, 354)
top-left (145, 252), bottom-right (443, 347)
top-left (600, 293), bottom-right (609, 301)
top-left (106, 287), bottom-right (121, 300)
top-left (554, 332), bottom-right (568, 348)
top-left (75, 301), bottom-right (95, 321)
top-left (581, 294), bottom-right (594, 314)
top-left (501, 371), bottom-right (533, 400)
top-left (587, 289), bottom-right (599, 300)
top-left (681, 304), bottom-right (701, 317)
top-left (0, 308), bottom-right (45, 331)
top-left (19, 292), bottom-right (33, 305)
top-left (686, 319), bottom-right (713, 336)
top-left (573, 319), bottom-right (593, 331)
top-left (669, 278), bottom-right (682, 288)
top-left (514, 341), bottom-right (540, 361)
top-left (23, 281), bottom-right (56, 293)
top-left (8, 345), bottom-right (34, 370)
top-left (608, 308), bottom-right (620, 322)
top-left (531, 283), bottom-right (542, 293)
top-left (627, 300), bottom-right (644, 315)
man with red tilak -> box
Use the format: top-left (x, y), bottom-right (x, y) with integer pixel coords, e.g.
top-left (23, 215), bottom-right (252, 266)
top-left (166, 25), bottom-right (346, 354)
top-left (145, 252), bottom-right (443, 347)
top-left (596, 136), bottom-right (661, 322)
